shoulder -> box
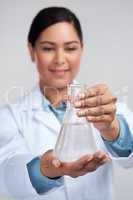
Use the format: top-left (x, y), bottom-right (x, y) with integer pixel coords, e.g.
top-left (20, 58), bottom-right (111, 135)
top-left (3, 85), bottom-right (43, 112)
top-left (0, 86), bottom-right (43, 146)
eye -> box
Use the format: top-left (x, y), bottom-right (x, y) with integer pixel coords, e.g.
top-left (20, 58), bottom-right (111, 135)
top-left (65, 47), bottom-right (78, 51)
top-left (42, 47), bottom-right (55, 51)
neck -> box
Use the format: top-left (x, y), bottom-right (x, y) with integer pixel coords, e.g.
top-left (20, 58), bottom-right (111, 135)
top-left (39, 81), bottom-right (67, 107)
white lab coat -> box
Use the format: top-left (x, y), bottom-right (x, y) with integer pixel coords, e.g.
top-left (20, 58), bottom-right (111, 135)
top-left (0, 85), bottom-right (133, 200)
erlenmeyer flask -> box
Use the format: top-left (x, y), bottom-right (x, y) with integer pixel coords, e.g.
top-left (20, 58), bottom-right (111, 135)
top-left (54, 83), bottom-right (98, 162)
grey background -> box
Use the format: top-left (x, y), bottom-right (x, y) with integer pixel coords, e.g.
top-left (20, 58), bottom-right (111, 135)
top-left (0, 0), bottom-right (133, 199)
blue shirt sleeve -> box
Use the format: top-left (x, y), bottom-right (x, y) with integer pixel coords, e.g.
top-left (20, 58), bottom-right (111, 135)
top-left (27, 157), bottom-right (64, 194)
top-left (103, 114), bottom-right (133, 157)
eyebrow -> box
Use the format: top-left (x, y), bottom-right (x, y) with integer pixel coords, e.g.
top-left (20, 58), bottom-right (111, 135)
top-left (39, 41), bottom-right (80, 45)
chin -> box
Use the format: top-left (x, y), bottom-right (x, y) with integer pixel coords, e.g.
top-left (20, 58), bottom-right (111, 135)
top-left (50, 79), bottom-right (73, 89)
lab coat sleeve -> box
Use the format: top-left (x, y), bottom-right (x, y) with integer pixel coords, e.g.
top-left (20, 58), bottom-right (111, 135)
top-left (0, 105), bottom-right (62, 199)
top-left (108, 103), bottom-right (133, 168)
top-left (27, 157), bottom-right (64, 194)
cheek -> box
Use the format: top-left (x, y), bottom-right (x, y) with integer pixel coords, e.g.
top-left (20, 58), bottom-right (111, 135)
top-left (37, 54), bottom-right (52, 65)
top-left (36, 54), bottom-right (52, 73)
top-left (69, 54), bottom-right (81, 71)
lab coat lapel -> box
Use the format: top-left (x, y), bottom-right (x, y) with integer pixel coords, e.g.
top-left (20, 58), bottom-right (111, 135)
top-left (34, 110), bottom-right (61, 134)
top-left (26, 85), bottom-right (61, 134)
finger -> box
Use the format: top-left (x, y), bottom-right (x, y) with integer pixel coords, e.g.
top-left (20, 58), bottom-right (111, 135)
top-left (77, 154), bottom-right (94, 163)
top-left (82, 151), bottom-right (108, 171)
top-left (93, 150), bottom-right (109, 161)
top-left (75, 154), bottom-right (94, 170)
top-left (66, 154), bottom-right (94, 171)
top-left (86, 113), bottom-right (115, 123)
top-left (84, 156), bottom-right (110, 172)
top-left (62, 94), bottom-right (69, 101)
top-left (77, 104), bottom-right (116, 117)
top-left (93, 154), bottom-right (111, 167)
top-left (94, 153), bottom-right (108, 162)
top-left (74, 95), bottom-right (117, 108)
top-left (89, 157), bottom-right (108, 169)
top-left (77, 84), bottom-right (108, 100)
top-left (83, 160), bottom-right (99, 172)
top-left (98, 157), bottom-right (111, 165)
top-left (70, 153), bottom-right (109, 176)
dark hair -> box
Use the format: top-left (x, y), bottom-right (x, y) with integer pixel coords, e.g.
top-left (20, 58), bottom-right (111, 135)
top-left (28, 7), bottom-right (83, 47)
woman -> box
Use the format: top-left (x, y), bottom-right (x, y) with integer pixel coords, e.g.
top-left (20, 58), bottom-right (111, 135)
top-left (0, 6), bottom-right (133, 200)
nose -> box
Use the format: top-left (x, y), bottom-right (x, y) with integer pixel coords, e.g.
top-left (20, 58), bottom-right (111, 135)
top-left (54, 49), bottom-right (66, 66)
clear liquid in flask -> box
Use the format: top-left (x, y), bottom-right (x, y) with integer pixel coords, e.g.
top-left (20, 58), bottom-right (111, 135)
top-left (54, 83), bottom-right (98, 162)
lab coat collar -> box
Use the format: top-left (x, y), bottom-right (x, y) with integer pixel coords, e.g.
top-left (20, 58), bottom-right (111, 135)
top-left (21, 80), bottom-right (77, 111)
top-left (20, 81), bottom-right (78, 133)
top-left (21, 84), bottom-right (47, 111)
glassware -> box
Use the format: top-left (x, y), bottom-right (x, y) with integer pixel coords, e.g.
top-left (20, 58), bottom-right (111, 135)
top-left (54, 83), bottom-right (98, 162)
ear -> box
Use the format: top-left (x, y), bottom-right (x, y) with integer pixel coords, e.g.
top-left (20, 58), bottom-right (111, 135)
top-left (28, 42), bottom-right (35, 62)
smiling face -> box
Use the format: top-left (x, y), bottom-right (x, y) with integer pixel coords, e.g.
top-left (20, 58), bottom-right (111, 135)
top-left (28, 22), bottom-right (83, 89)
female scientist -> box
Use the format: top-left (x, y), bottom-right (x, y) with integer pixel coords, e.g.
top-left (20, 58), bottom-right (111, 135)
top-left (0, 6), bottom-right (133, 200)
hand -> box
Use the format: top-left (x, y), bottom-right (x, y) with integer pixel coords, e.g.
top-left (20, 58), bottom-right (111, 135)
top-left (40, 150), bottom-right (110, 178)
top-left (74, 84), bottom-right (120, 141)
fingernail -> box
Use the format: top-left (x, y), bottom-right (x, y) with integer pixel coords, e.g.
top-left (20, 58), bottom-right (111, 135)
top-left (87, 116), bottom-right (92, 120)
top-left (95, 155), bottom-right (102, 159)
top-left (87, 155), bottom-right (93, 162)
top-left (63, 95), bottom-right (68, 100)
top-left (52, 159), bottom-right (61, 168)
top-left (77, 110), bottom-right (84, 116)
top-left (74, 101), bottom-right (81, 107)
top-left (78, 93), bottom-right (85, 99)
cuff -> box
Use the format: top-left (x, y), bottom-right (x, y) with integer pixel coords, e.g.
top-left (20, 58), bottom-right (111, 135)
top-left (103, 114), bottom-right (133, 157)
top-left (27, 157), bottom-right (64, 194)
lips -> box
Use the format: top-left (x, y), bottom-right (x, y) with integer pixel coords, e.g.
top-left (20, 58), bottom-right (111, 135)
top-left (49, 68), bottom-right (69, 76)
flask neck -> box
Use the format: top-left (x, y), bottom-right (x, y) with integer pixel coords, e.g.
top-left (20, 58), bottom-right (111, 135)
top-left (63, 83), bottom-right (86, 124)
top-left (66, 83), bottom-right (82, 111)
